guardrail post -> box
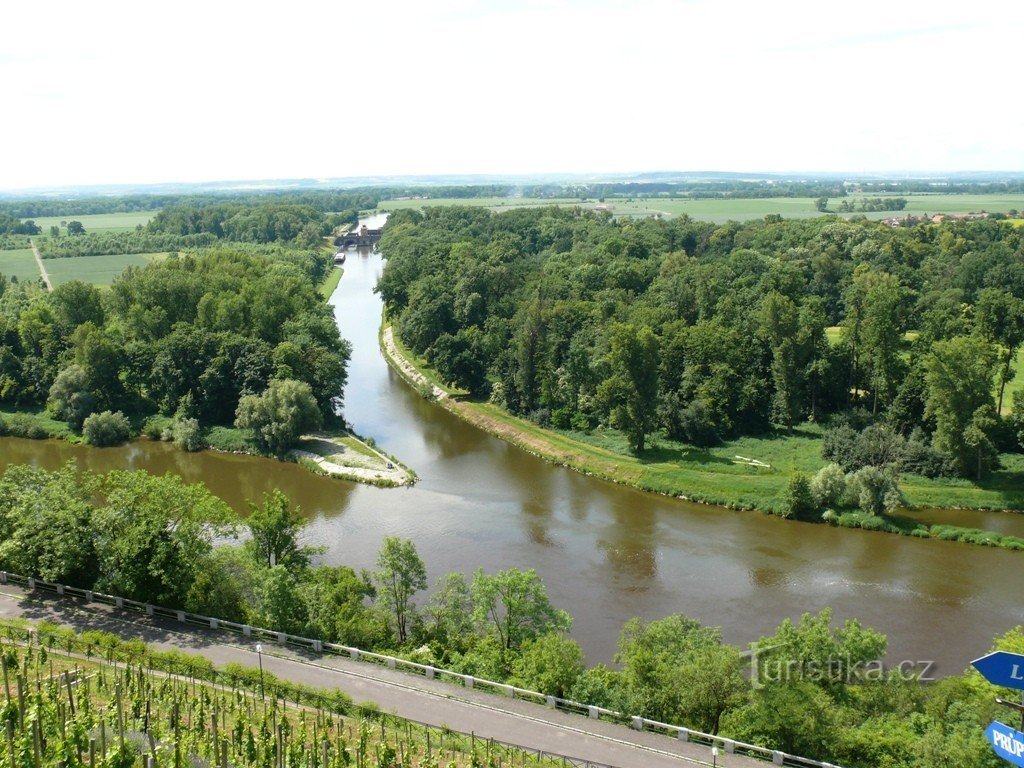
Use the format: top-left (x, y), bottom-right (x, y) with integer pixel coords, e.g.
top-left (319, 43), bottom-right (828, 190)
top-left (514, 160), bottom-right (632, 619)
top-left (85, 591), bottom-right (93, 603)
top-left (243, 625), bottom-right (251, 637)
top-left (724, 740), bottom-right (735, 754)
top-left (56, 584), bottom-right (64, 595)
top-left (176, 611), bottom-right (185, 623)
top-left (678, 728), bottom-right (690, 743)
top-left (503, 685), bottom-right (514, 697)
top-left (350, 649), bottom-right (359, 660)
top-left (0, 571), bottom-right (6, 584)
top-left (631, 716), bottom-right (643, 731)
top-left (588, 706), bottom-right (599, 720)
top-left (313, 640), bottom-right (322, 653)
top-left (115, 597), bottom-right (124, 609)
top-left (209, 618), bottom-right (218, 629)
top-left (425, 666), bottom-right (435, 679)
top-left (464, 675), bottom-right (474, 689)
top-left (27, 578), bottom-right (35, 591)
top-left (145, 604), bottom-right (154, 616)
top-left (277, 632), bottom-right (286, 644)
top-left (386, 657), bottom-right (396, 670)
top-left (545, 696), bottom-right (556, 709)
top-left (773, 752), bottom-right (785, 765)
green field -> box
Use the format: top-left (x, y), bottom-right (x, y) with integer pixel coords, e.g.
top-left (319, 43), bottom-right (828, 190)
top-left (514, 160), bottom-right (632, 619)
top-left (27, 210), bottom-right (156, 235)
top-left (0, 248), bottom-right (41, 283)
top-left (46, 251), bottom-right (168, 286)
top-left (376, 193), bottom-right (1024, 224)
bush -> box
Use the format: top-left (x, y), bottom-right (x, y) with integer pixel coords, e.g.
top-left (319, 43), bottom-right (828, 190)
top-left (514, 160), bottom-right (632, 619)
top-left (845, 466), bottom-right (902, 516)
top-left (171, 417), bottom-right (204, 452)
top-left (821, 509), bottom-right (839, 525)
top-left (810, 463), bottom-right (846, 508)
top-left (235, 379), bottom-right (321, 454)
top-left (783, 473), bottom-right (817, 519)
top-left (82, 410), bottom-right (131, 446)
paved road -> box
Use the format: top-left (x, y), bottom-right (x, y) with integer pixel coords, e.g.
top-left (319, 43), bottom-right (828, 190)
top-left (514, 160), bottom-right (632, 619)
top-left (29, 238), bottom-right (52, 290)
top-left (0, 586), bottom-right (769, 768)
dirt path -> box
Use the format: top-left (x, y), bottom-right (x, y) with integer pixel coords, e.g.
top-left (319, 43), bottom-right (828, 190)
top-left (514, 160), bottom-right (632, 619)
top-left (29, 238), bottom-right (52, 290)
top-left (382, 326), bottom-right (449, 400)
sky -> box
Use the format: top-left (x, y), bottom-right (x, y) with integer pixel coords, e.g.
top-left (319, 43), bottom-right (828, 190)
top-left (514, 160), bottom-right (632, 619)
top-left (2, 0), bottom-right (1023, 191)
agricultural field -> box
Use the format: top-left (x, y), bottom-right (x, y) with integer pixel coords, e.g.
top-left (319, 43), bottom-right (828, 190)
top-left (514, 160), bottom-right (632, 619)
top-left (376, 193), bottom-right (1024, 224)
top-left (46, 251), bottom-right (168, 286)
top-left (27, 210), bottom-right (156, 235)
top-left (0, 247), bottom-right (41, 283)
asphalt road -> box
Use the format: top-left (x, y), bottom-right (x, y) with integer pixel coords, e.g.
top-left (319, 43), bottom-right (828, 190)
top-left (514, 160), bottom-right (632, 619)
top-left (0, 586), bottom-right (770, 768)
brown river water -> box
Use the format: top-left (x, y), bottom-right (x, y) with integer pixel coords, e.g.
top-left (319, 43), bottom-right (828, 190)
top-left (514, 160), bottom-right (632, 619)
top-left (2, 241), bottom-right (1023, 675)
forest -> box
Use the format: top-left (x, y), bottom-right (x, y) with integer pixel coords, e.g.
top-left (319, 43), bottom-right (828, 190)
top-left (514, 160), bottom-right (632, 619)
top-left (378, 206), bottom-right (1024, 518)
top-left (0, 246), bottom-right (348, 451)
top-left (0, 463), bottom-right (1013, 768)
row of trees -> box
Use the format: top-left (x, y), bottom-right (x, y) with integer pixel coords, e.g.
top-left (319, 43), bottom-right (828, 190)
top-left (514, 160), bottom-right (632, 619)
top-left (0, 463), bottom-right (1007, 767)
top-left (0, 213), bottom-right (40, 235)
top-left (0, 247), bottom-right (349, 449)
top-left (378, 206), bottom-right (1024, 478)
top-left (37, 230), bottom-right (217, 258)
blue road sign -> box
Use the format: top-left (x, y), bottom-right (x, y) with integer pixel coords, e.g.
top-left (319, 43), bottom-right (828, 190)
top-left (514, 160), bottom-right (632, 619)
top-left (986, 721), bottom-right (1024, 767)
top-left (973, 652), bottom-right (1024, 690)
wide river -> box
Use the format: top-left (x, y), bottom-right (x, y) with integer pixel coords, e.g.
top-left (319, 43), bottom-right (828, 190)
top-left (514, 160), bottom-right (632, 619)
top-left (3, 230), bottom-right (1023, 675)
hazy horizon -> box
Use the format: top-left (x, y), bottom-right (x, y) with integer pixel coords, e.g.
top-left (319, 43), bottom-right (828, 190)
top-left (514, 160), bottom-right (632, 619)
top-left (4, 0), bottom-right (1022, 191)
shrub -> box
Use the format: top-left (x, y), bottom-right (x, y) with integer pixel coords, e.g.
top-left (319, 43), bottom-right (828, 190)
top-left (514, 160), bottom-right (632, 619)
top-left (783, 473), bottom-right (817, 519)
top-left (845, 466), bottom-right (902, 516)
top-left (810, 463), bottom-right (846, 508)
top-left (235, 379), bottom-right (321, 454)
top-left (821, 509), bottom-right (839, 525)
top-left (171, 417), bottom-right (204, 452)
top-left (82, 410), bottom-right (131, 446)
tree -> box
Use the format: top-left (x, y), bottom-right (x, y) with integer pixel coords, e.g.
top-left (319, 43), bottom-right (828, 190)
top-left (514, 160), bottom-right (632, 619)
top-left (0, 463), bottom-right (98, 585)
top-left (91, 470), bottom-right (234, 607)
top-left (616, 615), bottom-right (747, 734)
top-left (48, 364), bottom-right (95, 429)
top-left (924, 336), bottom-right (997, 477)
top-left (597, 324), bottom-right (659, 452)
top-left (245, 488), bottom-right (314, 570)
top-left (974, 287), bottom-right (1024, 414)
top-left (471, 568), bottom-right (571, 652)
top-left (66, 220), bottom-right (85, 235)
top-left (235, 378), bottom-right (321, 454)
top-left (815, 197), bottom-right (829, 212)
top-left (49, 225), bottom-right (59, 238)
top-left (374, 536), bottom-right (427, 644)
top-left (758, 292), bottom-right (802, 431)
top-left (512, 633), bottom-right (585, 698)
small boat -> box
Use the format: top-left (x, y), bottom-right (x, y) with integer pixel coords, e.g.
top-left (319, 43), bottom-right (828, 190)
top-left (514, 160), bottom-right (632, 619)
top-left (333, 251), bottom-right (346, 265)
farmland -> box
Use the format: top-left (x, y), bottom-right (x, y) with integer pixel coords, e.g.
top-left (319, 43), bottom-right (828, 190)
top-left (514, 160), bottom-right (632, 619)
top-left (374, 193), bottom-right (1024, 223)
top-left (28, 210), bottom-right (156, 235)
top-left (45, 251), bottom-right (168, 286)
top-left (0, 247), bottom-right (42, 283)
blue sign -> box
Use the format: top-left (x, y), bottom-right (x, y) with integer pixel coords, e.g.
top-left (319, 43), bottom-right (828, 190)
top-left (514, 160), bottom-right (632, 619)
top-left (973, 652), bottom-right (1024, 690)
top-left (986, 721), bottom-right (1024, 767)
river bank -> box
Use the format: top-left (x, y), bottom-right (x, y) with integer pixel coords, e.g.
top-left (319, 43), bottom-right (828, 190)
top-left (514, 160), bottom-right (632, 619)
top-left (380, 322), bottom-right (1024, 550)
top-left (0, 405), bottom-right (414, 487)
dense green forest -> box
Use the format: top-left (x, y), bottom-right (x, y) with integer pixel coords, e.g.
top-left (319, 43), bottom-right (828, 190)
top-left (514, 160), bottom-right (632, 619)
top-left (0, 462), bottom-right (1013, 767)
top-left (0, 247), bottom-right (348, 448)
top-left (378, 207), bottom-right (1024, 517)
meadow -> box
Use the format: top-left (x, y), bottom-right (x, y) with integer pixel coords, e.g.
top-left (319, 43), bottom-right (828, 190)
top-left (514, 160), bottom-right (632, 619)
top-left (45, 251), bottom-right (168, 286)
top-left (375, 193), bottom-right (1024, 223)
top-left (27, 210), bottom-right (156, 235)
top-left (0, 247), bottom-right (41, 283)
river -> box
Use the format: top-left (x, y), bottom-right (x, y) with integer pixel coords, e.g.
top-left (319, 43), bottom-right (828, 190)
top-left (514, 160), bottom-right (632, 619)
top-left (2, 227), bottom-right (1023, 675)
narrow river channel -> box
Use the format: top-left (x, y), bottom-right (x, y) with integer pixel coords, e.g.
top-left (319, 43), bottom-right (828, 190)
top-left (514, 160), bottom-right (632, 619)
top-left (2, 227), bottom-right (1023, 675)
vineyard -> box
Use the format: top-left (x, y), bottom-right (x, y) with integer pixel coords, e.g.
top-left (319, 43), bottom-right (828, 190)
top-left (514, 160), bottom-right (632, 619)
top-left (0, 622), bottom-right (595, 768)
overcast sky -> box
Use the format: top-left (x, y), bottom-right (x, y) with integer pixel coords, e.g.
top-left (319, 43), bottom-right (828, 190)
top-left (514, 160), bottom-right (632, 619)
top-left (3, 0), bottom-right (1022, 190)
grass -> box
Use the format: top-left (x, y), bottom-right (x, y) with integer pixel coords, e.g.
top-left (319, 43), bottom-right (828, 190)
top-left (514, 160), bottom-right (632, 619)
top-left (375, 193), bottom-right (1024, 224)
top-left (45, 251), bottom-right (168, 286)
top-left (384, 325), bottom-right (1024, 517)
top-left (0, 247), bottom-right (42, 283)
top-left (0, 405), bottom-right (83, 442)
top-left (27, 210), bottom-right (156, 235)
top-left (319, 265), bottom-right (344, 298)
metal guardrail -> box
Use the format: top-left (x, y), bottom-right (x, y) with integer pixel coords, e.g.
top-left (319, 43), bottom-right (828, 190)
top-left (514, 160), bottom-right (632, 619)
top-left (0, 570), bottom-right (844, 768)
